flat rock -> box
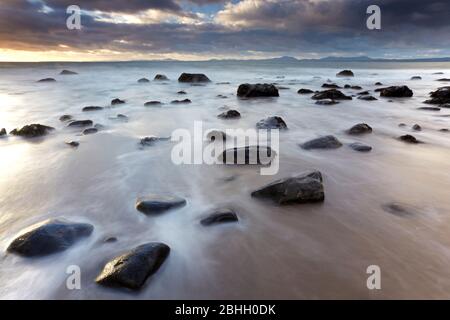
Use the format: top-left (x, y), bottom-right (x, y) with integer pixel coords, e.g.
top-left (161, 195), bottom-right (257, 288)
top-left (144, 101), bottom-right (162, 106)
top-left (347, 123), bottom-right (372, 135)
top-left (219, 146), bottom-right (275, 165)
top-left (60, 70), bottom-right (78, 75)
top-left (322, 83), bottom-right (341, 89)
top-left (251, 171), bottom-right (325, 205)
top-left (83, 127), bottom-right (98, 135)
top-left (138, 78), bottom-right (150, 83)
top-left (358, 95), bottom-right (377, 101)
top-left (437, 78), bottom-right (450, 82)
top-left (37, 78), bottom-right (56, 82)
top-left (300, 135), bottom-right (343, 150)
top-left (170, 99), bottom-right (191, 104)
top-left (256, 116), bottom-right (287, 129)
top-left (95, 243), bottom-right (170, 290)
top-left (10, 124), bottom-right (54, 138)
top-left (178, 73), bottom-right (210, 83)
top-left (218, 110), bottom-right (241, 119)
top-left (136, 194), bottom-right (186, 215)
top-left (237, 83), bottom-right (279, 98)
top-left (349, 142), bottom-right (372, 152)
top-left (7, 219), bottom-right (93, 257)
top-left (200, 208), bottom-right (238, 226)
top-left (68, 120), bottom-right (93, 127)
top-left (379, 86), bottom-right (413, 98)
top-left (315, 99), bottom-right (338, 105)
top-left (298, 88), bottom-right (314, 94)
top-left (311, 89), bottom-right (352, 100)
top-left (336, 70), bottom-right (354, 77)
top-left (82, 106), bottom-right (103, 112)
top-left (417, 107), bottom-right (440, 111)
top-left (411, 76), bottom-right (422, 80)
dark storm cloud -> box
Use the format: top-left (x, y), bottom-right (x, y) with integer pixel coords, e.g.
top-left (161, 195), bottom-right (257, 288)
top-left (0, 0), bottom-right (449, 58)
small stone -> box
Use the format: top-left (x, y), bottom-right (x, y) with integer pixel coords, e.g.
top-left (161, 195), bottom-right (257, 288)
top-left (336, 70), bottom-right (354, 77)
top-left (37, 78), bottom-right (56, 82)
top-left (154, 74), bottom-right (169, 81)
top-left (65, 141), bottom-right (79, 147)
top-left (347, 123), bottom-right (372, 135)
top-left (200, 208), bottom-right (238, 226)
top-left (412, 124), bottom-right (421, 131)
top-left (60, 70), bottom-right (78, 75)
top-left (300, 135), bottom-right (343, 150)
top-left (82, 106), bottom-right (103, 112)
top-left (138, 78), bottom-right (150, 83)
top-left (136, 194), bottom-right (186, 215)
top-left (111, 98), bottom-right (125, 105)
top-left (59, 114), bottom-right (73, 122)
top-left (170, 99), bottom-right (191, 104)
top-left (82, 127), bottom-right (98, 135)
top-left (256, 116), bottom-right (287, 129)
top-left (297, 88), bottom-right (314, 94)
top-left (144, 101), bottom-right (162, 106)
top-left (218, 110), bottom-right (241, 119)
top-left (349, 142), bottom-right (372, 152)
top-left (399, 134), bottom-right (421, 144)
top-left (68, 120), bottom-right (93, 127)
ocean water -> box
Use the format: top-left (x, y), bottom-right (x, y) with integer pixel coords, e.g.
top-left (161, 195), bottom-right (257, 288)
top-left (0, 60), bottom-right (449, 299)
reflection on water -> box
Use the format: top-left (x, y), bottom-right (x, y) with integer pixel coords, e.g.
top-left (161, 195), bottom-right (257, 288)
top-left (0, 61), bottom-right (450, 299)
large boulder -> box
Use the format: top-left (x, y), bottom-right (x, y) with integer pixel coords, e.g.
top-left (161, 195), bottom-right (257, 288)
top-left (256, 116), bottom-right (287, 129)
top-left (311, 89), bottom-right (352, 100)
top-left (136, 194), bottom-right (186, 215)
top-left (219, 146), bottom-right (275, 165)
top-left (200, 208), bottom-right (238, 226)
top-left (251, 171), bottom-right (325, 205)
top-left (95, 243), bottom-right (170, 290)
top-left (379, 86), bottom-right (413, 97)
top-left (7, 219), bottom-right (93, 257)
top-left (178, 73), bottom-right (210, 83)
top-left (10, 124), bottom-right (54, 138)
top-left (336, 70), bottom-right (354, 77)
top-left (424, 86), bottom-right (450, 105)
top-left (300, 135), bottom-right (343, 150)
top-left (237, 83), bottom-right (279, 98)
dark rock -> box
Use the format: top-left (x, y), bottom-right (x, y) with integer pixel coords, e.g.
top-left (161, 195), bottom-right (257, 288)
top-left (437, 78), bottom-right (450, 82)
top-left (7, 219), bottom-right (93, 257)
top-left (10, 124), bottom-right (54, 138)
top-left (65, 141), bottom-right (79, 147)
top-left (136, 194), bottom-right (186, 215)
top-left (1, 128), bottom-right (7, 136)
top-left (433, 72), bottom-right (444, 75)
top-left (154, 74), bottom-right (169, 81)
top-left (138, 78), bottom-right (150, 83)
top-left (256, 116), bottom-right (287, 129)
top-left (277, 86), bottom-right (290, 90)
top-left (116, 114), bottom-right (128, 119)
top-left (104, 237), bottom-right (117, 243)
top-left (111, 98), bottom-right (125, 105)
top-left (37, 78), bottom-right (56, 82)
top-left (398, 134), bottom-right (421, 144)
top-left (206, 130), bottom-right (227, 142)
top-left (216, 82), bottom-right (230, 85)
top-left (417, 107), bottom-right (441, 111)
top-left (68, 120), bottom-right (93, 127)
top-left (315, 99), bottom-right (339, 105)
top-left (217, 94), bottom-right (228, 99)
top-left (59, 114), bottom-right (73, 122)
top-left (382, 202), bottom-right (418, 217)
top-left (300, 135), bottom-right (343, 150)
top-left (60, 70), bottom-right (78, 75)
top-left (171, 99), bottom-right (191, 104)
top-left (349, 142), bottom-right (372, 152)
top-left (139, 136), bottom-right (170, 147)
top-left (311, 89), bottom-right (352, 100)
top-left (347, 123), bottom-right (372, 135)
top-left (398, 123), bottom-right (407, 127)
top-left (144, 101), bottom-right (162, 106)
top-left (379, 86), bottom-right (413, 98)
top-left (439, 128), bottom-right (449, 132)
top-left (237, 83), bottom-right (279, 98)
top-left (297, 88), bottom-right (314, 94)
top-left (82, 106), bottom-right (103, 112)
top-left (358, 95), bottom-right (377, 101)
top-left (411, 76), bottom-right (422, 80)
top-left (336, 70), bottom-right (354, 77)
top-left (218, 109), bottom-right (241, 119)
top-left (95, 243), bottom-right (170, 290)
top-left (374, 82), bottom-right (383, 86)
top-left (424, 86), bottom-right (450, 104)
top-left (440, 103), bottom-right (450, 108)
top-left (358, 91), bottom-right (370, 95)
top-left (412, 124), bottom-right (421, 131)
top-left (251, 171), bottom-right (325, 205)
top-left (322, 83), bottom-right (341, 89)
top-left (83, 127), bottom-right (98, 135)
top-left (200, 208), bottom-right (238, 226)
top-left (219, 146), bottom-right (275, 165)
top-left (344, 84), bottom-right (362, 90)
top-left (177, 90), bottom-right (187, 95)
top-left (178, 73), bottom-right (210, 83)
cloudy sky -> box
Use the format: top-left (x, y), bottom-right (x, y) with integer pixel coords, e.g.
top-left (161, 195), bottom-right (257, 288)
top-left (0, 0), bottom-right (449, 61)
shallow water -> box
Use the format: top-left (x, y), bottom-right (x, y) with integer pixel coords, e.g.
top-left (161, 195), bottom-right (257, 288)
top-left (0, 61), bottom-right (450, 299)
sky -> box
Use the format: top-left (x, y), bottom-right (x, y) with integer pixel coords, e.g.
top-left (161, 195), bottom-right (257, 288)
top-left (0, 0), bottom-right (449, 62)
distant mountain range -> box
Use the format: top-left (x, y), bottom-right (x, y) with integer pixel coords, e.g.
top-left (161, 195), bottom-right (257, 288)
top-left (263, 55), bottom-right (450, 63)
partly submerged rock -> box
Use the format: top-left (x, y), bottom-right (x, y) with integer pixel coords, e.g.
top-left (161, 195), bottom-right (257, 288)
top-left (59, 114), bottom-right (73, 122)
top-left (82, 127), bottom-right (98, 135)
top-left (382, 202), bottom-right (419, 217)
top-left (358, 95), bottom-right (377, 101)
top-left (178, 73), bottom-right (210, 83)
top-left (322, 83), bottom-right (341, 89)
top-left (200, 208), bottom-right (238, 226)
top-left (154, 74), bottom-right (169, 81)
top-left (297, 88), bottom-right (314, 94)
top-left (111, 98), bottom-right (125, 105)
top-left (37, 78), bottom-right (56, 82)
top-left (411, 76), bottom-right (422, 80)
top-left (315, 99), bottom-right (339, 105)
top-left (349, 142), bottom-right (372, 152)
top-left (237, 83), bottom-right (279, 98)
top-left (139, 136), bottom-right (170, 147)
top-left (256, 116), bottom-right (287, 129)
top-left (412, 124), bottom-right (422, 131)
top-left (219, 146), bottom-right (275, 165)
top-left (311, 89), bottom-right (352, 100)
top-left (177, 90), bottom-right (187, 95)
top-left (336, 70), bottom-right (354, 77)
top-left (144, 101), bottom-right (162, 106)
top-left (300, 135), bottom-right (343, 150)
top-left (398, 134), bottom-right (421, 144)
top-left (417, 107), bottom-right (440, 111)
top-left (347, 123), bottom-right (372, 135)
top-left (170, 99), bottom-right (191, 104)
top-left (437, 78), bottom-right (450, 82)
top-left (379, 86), bottom-right (413, 98)
top-left (65, 140), bottom-right (79, 147)
top-left (82, 106), bottom-right (103, 112)
top-left (138, 78), bottom-right (150, 83)
top-left (424, 86), bottom-right (450, 105)
top-left (0, 128), bottom-right (6, 136)
top-left (251, 171), bottom-right (325, 205)
top-left (136, 194), bottom-right (186, 215)
top-left (218, 110), bottom-right (241, 119)
top-left (10, 124), bottom-right (54, 138)
top-left (95, 242), bottom-right (170, 290)
top-left (60, 70), bottom-right (78, 75)
top-left (67, 120), bottom-right (93, 127)
top-left (7, 219), bottom-right (93, 257)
